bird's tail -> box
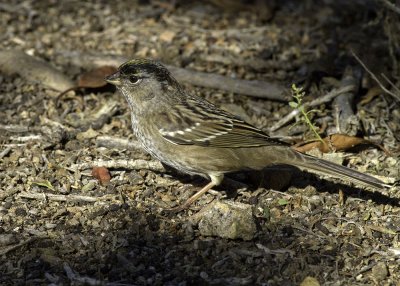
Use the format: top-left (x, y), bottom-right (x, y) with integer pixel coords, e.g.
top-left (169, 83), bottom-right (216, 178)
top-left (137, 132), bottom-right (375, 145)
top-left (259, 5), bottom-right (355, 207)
top-left (289, 151), bottom-right (389, 189)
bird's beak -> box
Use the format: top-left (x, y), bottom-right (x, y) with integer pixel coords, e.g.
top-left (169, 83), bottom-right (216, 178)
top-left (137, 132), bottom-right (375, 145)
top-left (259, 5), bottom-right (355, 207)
top-left (105, 71), bottom-right (122, 86)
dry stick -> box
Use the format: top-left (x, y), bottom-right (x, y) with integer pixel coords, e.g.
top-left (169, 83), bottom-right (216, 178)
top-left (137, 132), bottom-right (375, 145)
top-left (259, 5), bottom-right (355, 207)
top-left (61, 52), bottom-right (288, 101)
top-left (378, 0), bottom-right (400, 14)
top-left (0, 50), bottom-right (74, 91)
top-left (96, 135), bottom-right (143, 152)
top-left (269, 85), bottom-right (355, 132)
top-left (351, 50), bottom-right (400, 101)
top-left (18, 192), bottom-right (115, 203)
top-left (69, 159), bottom-right (165, 172)
top-left (381, 73), bottom-right (400, 94)
top-left (9, 135), bottom-right (44, 142)
top-left (332, 66), bottom-right (360, 136)
top-left (0, 237), bottom-right (38, 256)
top-left (168, 64), bottom-right (287, 100)
top-left (256, 243), bottom-right (295, 256)
top-left (0, 124), bottom-right (29, 133)
top-left (0, 146), bottom-right (12, 160)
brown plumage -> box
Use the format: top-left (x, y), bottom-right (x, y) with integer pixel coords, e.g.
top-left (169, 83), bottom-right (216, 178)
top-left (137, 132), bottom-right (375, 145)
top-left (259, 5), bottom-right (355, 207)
top-left (105, 59), bottom-right (388, 211)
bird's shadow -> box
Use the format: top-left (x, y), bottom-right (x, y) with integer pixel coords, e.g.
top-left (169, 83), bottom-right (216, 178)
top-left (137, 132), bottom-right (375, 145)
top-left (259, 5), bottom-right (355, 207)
top-left (289, 167), bottom-right (399, 207)
top-left (162, 164), bottom-right (400, 208)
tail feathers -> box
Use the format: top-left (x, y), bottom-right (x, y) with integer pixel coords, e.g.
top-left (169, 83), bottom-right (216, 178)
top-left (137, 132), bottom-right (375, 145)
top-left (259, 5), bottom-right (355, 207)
top-left (293, 153), bottom-right (389, 189)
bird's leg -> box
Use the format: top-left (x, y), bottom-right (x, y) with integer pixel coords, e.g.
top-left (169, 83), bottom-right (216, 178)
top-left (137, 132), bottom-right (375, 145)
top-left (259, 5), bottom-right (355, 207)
top-left (167, 181), bottom-right (216, 212)
top-left (164, 174), bottom-right (223, 213)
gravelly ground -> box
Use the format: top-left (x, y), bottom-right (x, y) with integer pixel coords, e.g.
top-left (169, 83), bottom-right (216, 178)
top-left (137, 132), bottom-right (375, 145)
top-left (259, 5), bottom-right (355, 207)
top-left (0, 1), bottom-right (399, 285)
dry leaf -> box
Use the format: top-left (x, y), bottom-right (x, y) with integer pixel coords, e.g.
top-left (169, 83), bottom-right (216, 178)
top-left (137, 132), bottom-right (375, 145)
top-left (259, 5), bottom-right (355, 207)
top-left (92, 166), bottom-right (111, 186)
top-left (293, 134), bottom-right (388, 154)
top-left (56, 66), bottom-right (118, 105)
top-left (31, 180), bottom-right (56, 191)
top-left (78, 66), bottom-right (118, 88)
top-left (360, 86), bottom-right (383, 105)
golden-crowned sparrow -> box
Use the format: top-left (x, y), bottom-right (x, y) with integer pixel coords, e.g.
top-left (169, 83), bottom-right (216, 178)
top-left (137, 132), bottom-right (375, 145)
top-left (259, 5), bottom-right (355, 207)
top-left (105, 59), bottom-right (387, 211)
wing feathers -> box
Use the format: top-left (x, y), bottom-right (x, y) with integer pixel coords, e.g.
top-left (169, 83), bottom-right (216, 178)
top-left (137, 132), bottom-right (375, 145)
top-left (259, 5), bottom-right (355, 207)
top-left (156, 97), bottom-right (281, 148)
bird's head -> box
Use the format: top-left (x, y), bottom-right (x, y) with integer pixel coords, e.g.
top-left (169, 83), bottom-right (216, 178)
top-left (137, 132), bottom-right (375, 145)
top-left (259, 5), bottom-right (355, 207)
top-left (105, 59), bottom-right (180, 112)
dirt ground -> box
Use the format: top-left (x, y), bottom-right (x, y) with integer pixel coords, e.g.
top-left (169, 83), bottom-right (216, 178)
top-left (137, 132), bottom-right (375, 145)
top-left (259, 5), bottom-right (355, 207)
top-left (1, 1), bottom-right (400, 285)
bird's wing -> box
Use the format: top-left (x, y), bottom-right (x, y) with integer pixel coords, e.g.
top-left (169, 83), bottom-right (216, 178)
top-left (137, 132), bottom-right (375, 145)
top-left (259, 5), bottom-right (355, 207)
top-left (156, 98), bottom-right (281, 148)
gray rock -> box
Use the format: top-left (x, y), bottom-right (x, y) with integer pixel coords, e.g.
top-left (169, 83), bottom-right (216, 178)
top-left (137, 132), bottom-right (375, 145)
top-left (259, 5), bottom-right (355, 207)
top-left (371, 262), bottom-right (388, 281)
top-left (197, 201), bottom-right (256, 240)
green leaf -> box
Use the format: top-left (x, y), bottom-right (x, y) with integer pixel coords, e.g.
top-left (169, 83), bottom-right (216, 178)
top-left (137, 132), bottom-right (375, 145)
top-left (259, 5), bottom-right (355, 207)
top-left (31, 180), bottom-right (56, 191)
top-left (278, 198), bottom-right (289, 206)
top-left (289, 101), bottom-right (298, 108)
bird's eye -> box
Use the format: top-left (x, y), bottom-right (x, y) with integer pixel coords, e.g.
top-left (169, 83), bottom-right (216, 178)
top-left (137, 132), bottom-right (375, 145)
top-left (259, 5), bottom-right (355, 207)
top-left (128, 75), bottom-right (140, 84)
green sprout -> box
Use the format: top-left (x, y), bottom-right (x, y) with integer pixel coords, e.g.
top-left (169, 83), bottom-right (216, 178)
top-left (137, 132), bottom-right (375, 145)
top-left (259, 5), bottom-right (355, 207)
top-left (289, 84), bottom-right (324, 143)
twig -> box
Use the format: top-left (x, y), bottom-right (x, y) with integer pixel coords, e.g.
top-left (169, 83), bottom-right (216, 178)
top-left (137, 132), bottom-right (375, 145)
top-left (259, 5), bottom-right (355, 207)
top-left (60, 51), bottom-right (288, 101)
top-left (256, 243), bottom-right (295, 257)
top-left (0, 124), bottom-right (29, 133)
top-left (69, 159), bottom-right (165, 172)
top-left (9, 135), bottom-right (44, 142)
top-left (0, 237), bottom-right (38, 256)
top-left (0, 146), bottom-right (12, 159)
top-left (96, 135), bottom-right (143, 152)
top-left (351, 50), bottom-right (400, 101)
top-left (18, 192), bottom-right (113, 203)
top-left (381, 73), bottom-right (400, 94)
top-left (1, 143), bottom-right (27, 147)
top-left (0, 50), bottom-right (74, 92)
top-left (168, 64), bottom-right (288, 100)
top-left (18, 192), bottom-right (104, 203)
top-left (332, 66), bottom-right (360, 136)
top-left (269, 85), bottom-right (354, 132)
top-left (378, 0), bottom-right (400, 15)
